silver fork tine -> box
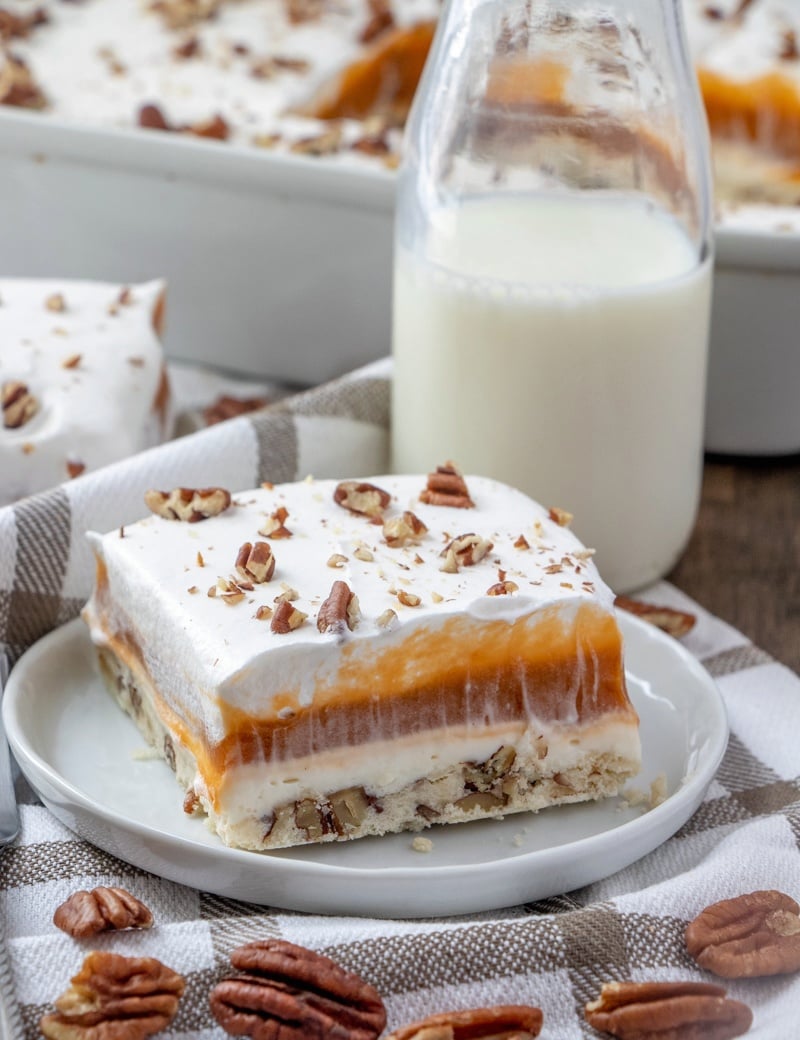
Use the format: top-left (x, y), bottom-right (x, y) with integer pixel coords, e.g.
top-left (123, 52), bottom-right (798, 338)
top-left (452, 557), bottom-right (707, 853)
top-left (0, 655), bottom-right (20, 847)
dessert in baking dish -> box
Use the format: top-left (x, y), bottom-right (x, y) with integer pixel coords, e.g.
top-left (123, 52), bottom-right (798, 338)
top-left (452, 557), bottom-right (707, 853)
top-left (2, 0), bottom-right (800, 204)
top-left (0, 279), bottom-right (170, 507)
top-left (82, 468), bottom-right (641, 851)
top-left (684, 0), bottom-right (800, 205)
top-left (0, 0), bottom-right (436, 164)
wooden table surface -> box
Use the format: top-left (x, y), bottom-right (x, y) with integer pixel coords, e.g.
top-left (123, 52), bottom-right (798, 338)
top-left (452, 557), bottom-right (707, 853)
top-left (668, 453), bottom-right (800, 674)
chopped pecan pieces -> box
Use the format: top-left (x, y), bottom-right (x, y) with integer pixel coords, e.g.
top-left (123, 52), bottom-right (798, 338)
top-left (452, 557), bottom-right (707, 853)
top-left (285, 0), bottom-right (325, 24)
top-left (138, 102), bottom-right (171, 130)
top-left (137, 101), bottom-right (229, 139)
top-left (54, 887), bottom-right (153, 939)
top-left (615, 595), bottom-right (696, 639)
top-left (144, 486), bottom-right (231, 522)
top-left (584, 981), bottom-right (752, 1040)
top-left (66, 459), bottom-right (86, 479)
top-left (686, 890), bottom-right (800, 978)
top-left (359, 0), bottom-right (394, 42)
top-left (385, 1005), bottom-right (543, 1039)
top-left (209, 938), bottom-right (386, 1040)
top-left (317, 579), bottom-right (360, 634)
top-left (440, 533), bottom-right (493, 573)
top-left (396, 589), bottom-right (421, 607)
top-left (189, 112), bottom-right (230, 140)
top-left (351, 128), bottom-right (393, 157)
top-left (2, 380), bottom-right (38, 429)
top-left (214, 577), bottom-right (249, 605)
top-left (204, 394), bottom-right (269, 425)
top-left (376, 608), bottom-right (397, 628)
top-left (271, 599), bottom-right (307, 634)
top-left (487, 580), bottom-right (519, 596)
top-left (548, 505), bottom-right (573, 527)
top-left (259, 505), bottom-right (292, 539)
top-left (173, 33), bottom-right (201, 59)
top-left (149, 0), bottom-right (220, 30)
top-left (251, 55), bottom-right (310, 78)
top-left (39, 951), bottom-right (184, 1040)
top-left (420, 462), bottom-right (474, 509)
top-left (0, 54), bottom-right (47, 108)
top-left (383, 510), bottom-right (428, 547)
top-left (290, 125), bottom-right (343, 156)
top-left (235, 541), bottom-right (276, 583)
top-left (0, 6), bottom-right (48, 41)
top-left (333, 480), bottom-right (391, 518)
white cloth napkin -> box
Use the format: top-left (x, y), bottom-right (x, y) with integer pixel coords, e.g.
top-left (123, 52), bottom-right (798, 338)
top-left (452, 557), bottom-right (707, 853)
top-left (0, 360), bottom-right (798, 1038)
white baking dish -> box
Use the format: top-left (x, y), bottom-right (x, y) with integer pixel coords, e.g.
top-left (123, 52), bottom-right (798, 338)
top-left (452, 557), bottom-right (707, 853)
top-left (0, 107), bottom-right (396, 388)
top-left (1, 107), bottom-right (798, 453)
top-left (709, 217), bottom-right (800, 455)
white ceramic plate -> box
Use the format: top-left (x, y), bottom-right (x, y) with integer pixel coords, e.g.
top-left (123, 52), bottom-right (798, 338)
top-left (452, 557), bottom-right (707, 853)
top-left (3, 614), bottom-right (727, 918)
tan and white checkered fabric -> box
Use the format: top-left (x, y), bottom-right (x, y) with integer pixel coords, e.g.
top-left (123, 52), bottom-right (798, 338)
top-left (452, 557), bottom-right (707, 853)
top-left (1, 362), bottom-right (799, 1038)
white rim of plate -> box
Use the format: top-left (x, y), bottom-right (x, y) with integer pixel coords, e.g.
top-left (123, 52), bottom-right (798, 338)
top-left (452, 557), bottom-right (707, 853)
top-left (2, 613), bottom-right (728, 888)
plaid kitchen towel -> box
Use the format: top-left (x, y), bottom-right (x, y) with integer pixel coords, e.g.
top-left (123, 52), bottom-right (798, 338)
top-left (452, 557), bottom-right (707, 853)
top-left (1, 360), bottom-right (799, 1038)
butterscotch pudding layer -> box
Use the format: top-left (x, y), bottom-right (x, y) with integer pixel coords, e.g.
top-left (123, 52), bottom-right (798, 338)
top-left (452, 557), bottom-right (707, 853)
top-left (84, 473), bottom-right (640, 851)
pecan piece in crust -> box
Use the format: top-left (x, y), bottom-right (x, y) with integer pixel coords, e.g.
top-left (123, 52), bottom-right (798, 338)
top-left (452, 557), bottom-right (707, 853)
top-left (686, 890), bottom-right (800, 978)
top-left (39, 951), bottom-right (184, 1040)
top-left (53, 887), bottom-right (153, 939)
top-left (144, 486), bottom-right (231, 521)
top-left (317, 580), bottom-right (360, 634)
top-left (209, 938), bottom-right (386, 1040)
top-left (614, 595), bottom-right (696, 639)
top-left (420, 462), bottom-right (474, 509)
top-left (385, 1005), bottom-right (543, 1039)
top-left (2, 380), bottom-right (38, 428)
top-left (333, 480), bottom-right (391, 518)
top-left (584, 981), bottom-right (752, 1040)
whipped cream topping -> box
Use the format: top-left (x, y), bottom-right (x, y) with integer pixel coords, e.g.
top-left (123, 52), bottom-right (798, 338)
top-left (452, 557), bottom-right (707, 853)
top-left (85, 474), bottom-right (613, 734)
top-left (685, 0), bottom-right (800, 81)
top-left (0, 278), bottom-right (169, 506)
top-left (2, 0), bottom-right (799, 213)
top-left (0, 0), bottom-right (434, 158)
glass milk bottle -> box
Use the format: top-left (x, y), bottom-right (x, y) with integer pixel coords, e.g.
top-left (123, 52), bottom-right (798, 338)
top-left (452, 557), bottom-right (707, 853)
top-left (391, 0), bottom-right (713, 593)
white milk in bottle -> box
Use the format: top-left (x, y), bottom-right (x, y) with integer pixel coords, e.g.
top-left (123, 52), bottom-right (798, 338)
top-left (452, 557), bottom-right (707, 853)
top-left (391, 193), bottom-right (712, 592)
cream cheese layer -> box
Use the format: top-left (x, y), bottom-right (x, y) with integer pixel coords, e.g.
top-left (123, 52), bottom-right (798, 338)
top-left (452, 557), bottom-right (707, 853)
top-left (0, 279), bottom-right (169, 506)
